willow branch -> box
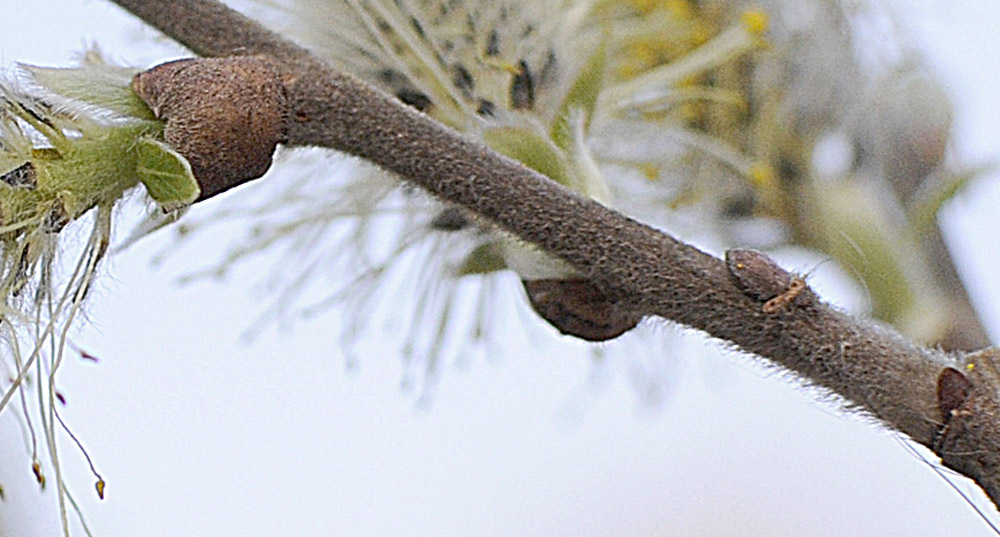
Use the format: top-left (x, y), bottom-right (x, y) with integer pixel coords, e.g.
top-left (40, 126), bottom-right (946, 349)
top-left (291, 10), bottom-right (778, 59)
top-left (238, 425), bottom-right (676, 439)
top-left (109, 0), bottom-right (1000, 509)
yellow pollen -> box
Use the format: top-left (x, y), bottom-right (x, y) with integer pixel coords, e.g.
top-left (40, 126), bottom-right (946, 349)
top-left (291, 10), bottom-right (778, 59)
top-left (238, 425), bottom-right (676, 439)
top-left (741, 8), bottom-right (770, 36)
top-left (665, 0), bottom-right (695, 20)
top-left (629, 0), bottom-right (659, 13)
top-left (639, 162), bottom-right (660, 180)
top-left (749, 161), bottom-right (776, 189)
top-left (690, 21), bottom-right (713, 45)
top-left (483, 58), bottom-right (521, 75)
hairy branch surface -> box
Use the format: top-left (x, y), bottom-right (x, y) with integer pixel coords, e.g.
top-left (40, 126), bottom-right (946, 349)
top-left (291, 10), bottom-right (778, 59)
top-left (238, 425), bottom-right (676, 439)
top-left (110, 0), bottom-right (1000, 510)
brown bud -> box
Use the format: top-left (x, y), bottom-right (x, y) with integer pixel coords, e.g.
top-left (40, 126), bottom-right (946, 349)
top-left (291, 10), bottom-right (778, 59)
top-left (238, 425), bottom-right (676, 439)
top-left (523, 279), bottom-right (641, 342)
top-left (132, 56), bottom-right (288, 200)
top-left (726, 248), bottom-right (813, 312)
top-left (725, 248), bottom-right (794, 302)
top-left (937, 367), bottom-right (973, 421)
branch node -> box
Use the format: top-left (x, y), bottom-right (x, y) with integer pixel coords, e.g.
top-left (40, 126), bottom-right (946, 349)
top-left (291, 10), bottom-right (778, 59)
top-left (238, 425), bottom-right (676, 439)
top-left (725, 248), bottom-right (811, 312)
top-left (937, 367), bottom-right (974, 421)
top-left (522, 279), bottom-right (642, 341)
top-left (132, 56), bottom-right (289, 201)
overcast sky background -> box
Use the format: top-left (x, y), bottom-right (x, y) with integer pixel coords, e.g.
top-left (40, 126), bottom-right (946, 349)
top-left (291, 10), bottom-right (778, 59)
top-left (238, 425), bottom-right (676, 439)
top-left (1, 1), bottom-right (1000, 536)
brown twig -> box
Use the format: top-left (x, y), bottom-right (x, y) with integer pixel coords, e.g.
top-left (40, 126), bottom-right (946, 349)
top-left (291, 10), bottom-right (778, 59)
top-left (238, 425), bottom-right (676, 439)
top-left (108, 0), bottom-right (1000, 510)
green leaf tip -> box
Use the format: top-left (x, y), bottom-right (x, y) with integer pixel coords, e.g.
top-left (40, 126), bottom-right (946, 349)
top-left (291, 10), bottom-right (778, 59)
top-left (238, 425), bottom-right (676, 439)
top-left (136, 138), bottom-right (201, 211)
top-left (551, 40), bottom-right (607, 151)
top-left (457, 242), bottom-right (506, 276)
top-left (482, 127), bottom-right (574, 189)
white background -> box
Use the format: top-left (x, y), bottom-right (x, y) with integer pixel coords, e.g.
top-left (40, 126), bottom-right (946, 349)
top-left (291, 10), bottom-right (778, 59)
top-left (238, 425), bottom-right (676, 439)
top-left (2, 1), bottom-right (1000, 536)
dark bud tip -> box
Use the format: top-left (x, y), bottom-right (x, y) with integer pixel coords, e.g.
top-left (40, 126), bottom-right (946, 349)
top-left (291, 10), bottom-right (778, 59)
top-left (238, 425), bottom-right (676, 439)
top-left (937, 367), bottom-right (973, 420)
top-left (510, 59), bottom-right (535, 110)
top-left (430, 207), bottom-right (470, 231)
top-left (523, 279), bottom-right (641, 342)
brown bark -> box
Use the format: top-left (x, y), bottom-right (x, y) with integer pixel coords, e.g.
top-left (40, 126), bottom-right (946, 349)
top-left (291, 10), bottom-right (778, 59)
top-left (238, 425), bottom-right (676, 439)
top-left (110, 0), bottom-right (1000, 510)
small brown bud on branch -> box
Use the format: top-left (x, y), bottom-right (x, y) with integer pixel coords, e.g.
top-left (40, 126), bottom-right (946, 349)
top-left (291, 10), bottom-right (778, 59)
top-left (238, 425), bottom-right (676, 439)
top-left (725, 248), bottom-right (814, 312)
top-left (132, 56), bottom-right (288, 200)
top-left (937, 367), bottom-right (973, 421)
top-left (522, 279), bottom-right (642, 341)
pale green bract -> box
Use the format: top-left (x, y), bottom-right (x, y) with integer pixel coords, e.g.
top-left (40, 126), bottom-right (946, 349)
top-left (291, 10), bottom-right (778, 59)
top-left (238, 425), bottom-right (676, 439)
top-left (0, 49), bottom-right (193, 534)
top-left (136, 138), bottom-right (201, 211)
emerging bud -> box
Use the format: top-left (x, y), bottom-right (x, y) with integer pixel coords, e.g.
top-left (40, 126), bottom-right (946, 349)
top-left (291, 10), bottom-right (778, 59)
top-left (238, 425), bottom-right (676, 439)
top-left (132, 56), bottom-right (288, 200)
top-left (522, 279), bottom-right (642, 342)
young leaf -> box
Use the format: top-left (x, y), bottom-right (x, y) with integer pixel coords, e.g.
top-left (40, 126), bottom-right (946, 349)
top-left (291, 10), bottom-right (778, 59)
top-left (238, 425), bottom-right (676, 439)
top-left (482, 127), bottom-right (575, 189)
top-left (23, 63), bottom-right (156, 120)
top-left (551, 41), bottom-right (606, 151)
top-left (136, 138), bottom-right (200, 211)
top-left (457, 242), bottom-right (506, 275)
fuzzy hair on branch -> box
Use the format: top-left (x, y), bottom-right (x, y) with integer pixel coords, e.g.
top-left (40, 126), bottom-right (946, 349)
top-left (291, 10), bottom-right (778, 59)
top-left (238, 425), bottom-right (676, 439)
top-left (110, 0), bottom-right (1000, 512)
